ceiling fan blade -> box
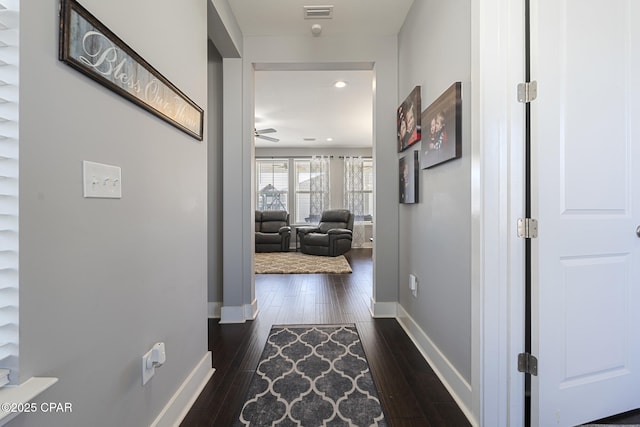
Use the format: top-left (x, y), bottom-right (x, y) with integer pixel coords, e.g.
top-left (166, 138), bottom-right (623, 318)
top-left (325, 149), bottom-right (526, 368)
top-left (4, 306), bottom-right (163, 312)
top-left (255, 128), bottom-right (277, 134)
top-left (256, 135), bottom-right (279, 142)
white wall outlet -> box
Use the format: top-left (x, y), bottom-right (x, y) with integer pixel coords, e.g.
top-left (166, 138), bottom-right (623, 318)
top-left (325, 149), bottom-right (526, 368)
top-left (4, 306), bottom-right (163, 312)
top-left (142, 342), bottom-right (166, 385)
top-left (83, 160), bottom-right (122, 198)
top-left (142, 350), bottom-right (155, 385)
top-left (409, 273), bottom-right (418, 297)
top-left (0, 368), bottom-right (9, 387)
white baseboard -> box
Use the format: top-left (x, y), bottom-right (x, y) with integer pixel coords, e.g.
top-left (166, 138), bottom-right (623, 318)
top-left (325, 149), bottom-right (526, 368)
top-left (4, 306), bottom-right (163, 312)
top-left (219, 301), bottom-right (258, 324)
top-left (369, 298), bottom-right (398, 318)
top-left (245, 299), bottom-right (258, 320)
top-left (208, 302), bottom-right (222, 318)
top-left (220, 305), bottom-right (245, 323)
top-left (395, 305), bottom-right (476, 426)
top-left (150, 352), bottom-right (215, 427)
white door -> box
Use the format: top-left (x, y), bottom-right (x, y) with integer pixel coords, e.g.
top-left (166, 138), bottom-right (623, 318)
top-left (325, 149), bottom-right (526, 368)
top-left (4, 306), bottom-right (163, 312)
top-left (531, 1), bottom-right (640, 426)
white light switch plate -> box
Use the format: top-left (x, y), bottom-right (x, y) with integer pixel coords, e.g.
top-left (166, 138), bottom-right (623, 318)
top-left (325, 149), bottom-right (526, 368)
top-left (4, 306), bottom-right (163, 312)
top-left (83, 161), bottom-right (122, 198)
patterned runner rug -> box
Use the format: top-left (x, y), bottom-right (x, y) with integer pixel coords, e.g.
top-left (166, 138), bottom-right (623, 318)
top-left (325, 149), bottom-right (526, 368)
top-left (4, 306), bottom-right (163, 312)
top-left (236, 324), bottom-right (387, 426)
top-left (255, 252), bottom-right (352, 274)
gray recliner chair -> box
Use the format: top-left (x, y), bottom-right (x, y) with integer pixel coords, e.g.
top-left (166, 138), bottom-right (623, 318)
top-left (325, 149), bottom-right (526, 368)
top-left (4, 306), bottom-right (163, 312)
top-left (255, 210), bottom-right (291, 252)
top-left (297, 209), bottom-right (354, 257)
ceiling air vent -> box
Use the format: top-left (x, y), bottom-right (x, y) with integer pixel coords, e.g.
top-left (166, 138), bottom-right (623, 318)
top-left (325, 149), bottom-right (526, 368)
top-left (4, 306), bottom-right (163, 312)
top-left (304, 5), bottom-right (333, 19)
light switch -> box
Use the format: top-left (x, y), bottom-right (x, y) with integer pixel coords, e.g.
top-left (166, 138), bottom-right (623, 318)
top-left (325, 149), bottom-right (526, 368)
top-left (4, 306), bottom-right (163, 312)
top-left (83, 161), bottom-right (122, 198)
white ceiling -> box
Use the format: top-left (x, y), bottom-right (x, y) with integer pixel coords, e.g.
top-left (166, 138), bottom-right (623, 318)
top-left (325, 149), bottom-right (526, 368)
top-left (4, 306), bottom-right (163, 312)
top-left (227, 0), bottom-right (415, 148)
top-left (228, 0), bottom-right (414, 37)
top-left (254, 69), bottom-right (374, 148)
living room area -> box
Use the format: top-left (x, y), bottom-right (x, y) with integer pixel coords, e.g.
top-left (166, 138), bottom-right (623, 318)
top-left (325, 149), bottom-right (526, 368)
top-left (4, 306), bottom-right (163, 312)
top-left (253, 68), bottom-right (374, 275)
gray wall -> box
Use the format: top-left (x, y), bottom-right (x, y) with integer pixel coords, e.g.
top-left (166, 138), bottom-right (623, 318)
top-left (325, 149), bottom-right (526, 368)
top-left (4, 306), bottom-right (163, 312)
top-left (397, 0), bottom-right (472, 382)
top-left (17, 1), bottom-right (209, 426)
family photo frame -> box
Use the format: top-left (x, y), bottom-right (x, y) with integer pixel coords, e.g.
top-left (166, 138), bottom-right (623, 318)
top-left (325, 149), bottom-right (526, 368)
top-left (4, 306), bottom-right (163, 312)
top-left (399, 150), bottom-right (419, 204)
top-left (397, 86), bottom-right (422, 152)
top-left (421, 82), bottom-right (462, 169)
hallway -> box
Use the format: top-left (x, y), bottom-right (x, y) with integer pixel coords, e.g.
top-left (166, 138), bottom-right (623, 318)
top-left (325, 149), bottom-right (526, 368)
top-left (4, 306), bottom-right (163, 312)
top-left (182, 249), bottom-right (470, 426)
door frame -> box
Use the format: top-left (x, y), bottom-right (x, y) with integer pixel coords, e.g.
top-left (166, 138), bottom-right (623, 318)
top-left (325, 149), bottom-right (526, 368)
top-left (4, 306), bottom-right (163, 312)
top-left (471, 0), bottom-right (527, 425)
top-left (248, 61), bottom-right (380, 321)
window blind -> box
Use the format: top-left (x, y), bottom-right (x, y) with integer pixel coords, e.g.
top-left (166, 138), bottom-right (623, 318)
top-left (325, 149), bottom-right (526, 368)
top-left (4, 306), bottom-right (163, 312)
top-left (256, 159), bottom-right (289, 211)
top-left (0, 0), bottom-right (20, 385)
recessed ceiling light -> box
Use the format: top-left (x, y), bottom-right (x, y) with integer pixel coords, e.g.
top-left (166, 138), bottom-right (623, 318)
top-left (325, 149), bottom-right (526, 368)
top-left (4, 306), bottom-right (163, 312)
top-left (326, 137), bottom-right (333, 142)
top-left (334, 81), bottom-right (347, 88)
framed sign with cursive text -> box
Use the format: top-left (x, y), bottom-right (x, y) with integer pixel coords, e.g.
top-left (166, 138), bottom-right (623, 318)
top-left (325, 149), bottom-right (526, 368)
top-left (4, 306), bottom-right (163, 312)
top-left (58, 0), bottom-right (204, 140)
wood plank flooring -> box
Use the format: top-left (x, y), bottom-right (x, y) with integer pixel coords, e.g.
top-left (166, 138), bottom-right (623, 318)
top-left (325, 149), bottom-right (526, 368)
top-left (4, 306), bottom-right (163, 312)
top-left (181, 249), bottom-right (470, 426)
top-left (589, 409), bottom-right (640, 425)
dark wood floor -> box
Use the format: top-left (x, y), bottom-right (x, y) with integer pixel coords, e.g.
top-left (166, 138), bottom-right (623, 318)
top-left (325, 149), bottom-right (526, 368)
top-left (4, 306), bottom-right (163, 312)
top-left (589, 409), bottom-right (640, 425)
top-left (181, 248), bottom-right (471, 426)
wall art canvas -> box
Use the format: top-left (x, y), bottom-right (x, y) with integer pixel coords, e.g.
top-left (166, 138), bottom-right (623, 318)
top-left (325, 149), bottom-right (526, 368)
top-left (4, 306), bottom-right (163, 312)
top-left (59, 0), bottom-right (204, 140)
top-left (399, 150), bottom-right (419, 204)
top-left (421, 82), bottom-right (462, 168)
top-left (397, 86), bottom-right (421, 152)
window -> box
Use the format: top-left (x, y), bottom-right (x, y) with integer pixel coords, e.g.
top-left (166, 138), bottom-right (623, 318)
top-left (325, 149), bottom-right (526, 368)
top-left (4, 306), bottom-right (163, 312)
top-left (256, 159), bottom-right (288, 212)
top-left (0, 0), bottom-right (19, 385)
top-left (293, 160), bottom-right (311, 223)
top-left (294, 157), bottom-right (330, 224)
top-left (360, 159), bottom-right (374, 220)
top-left (344, 158), bottom-right (373, 222)
top-left (255, 156), bottom-right (333, 225)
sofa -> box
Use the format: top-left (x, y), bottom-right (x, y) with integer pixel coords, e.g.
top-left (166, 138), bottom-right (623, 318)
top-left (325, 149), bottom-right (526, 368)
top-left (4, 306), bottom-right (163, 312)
top-left (255, 210), bottom-right (291, 252)
top-left (297, 209), bottom-right (354, 257)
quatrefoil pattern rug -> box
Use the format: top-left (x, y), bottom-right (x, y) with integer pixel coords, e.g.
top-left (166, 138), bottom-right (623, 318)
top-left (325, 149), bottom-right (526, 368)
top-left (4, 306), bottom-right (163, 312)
top-left (236, 325), bottom-right (388, 427)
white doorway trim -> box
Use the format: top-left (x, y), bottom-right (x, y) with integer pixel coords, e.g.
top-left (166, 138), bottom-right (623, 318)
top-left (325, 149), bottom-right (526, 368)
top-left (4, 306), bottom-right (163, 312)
top-left (250, 61), bottom-right (378, 319)
top-left (471, 0), bottom-right (526, 425)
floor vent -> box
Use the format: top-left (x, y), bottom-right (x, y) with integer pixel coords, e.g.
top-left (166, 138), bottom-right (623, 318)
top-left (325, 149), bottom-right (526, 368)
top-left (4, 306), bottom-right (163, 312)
top-left (303, 5), bottom-right (333, 19)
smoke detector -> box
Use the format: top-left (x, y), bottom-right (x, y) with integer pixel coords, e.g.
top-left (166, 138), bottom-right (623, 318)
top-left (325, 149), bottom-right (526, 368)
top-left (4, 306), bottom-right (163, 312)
top-left (303, 5), bottom-right (334, 19)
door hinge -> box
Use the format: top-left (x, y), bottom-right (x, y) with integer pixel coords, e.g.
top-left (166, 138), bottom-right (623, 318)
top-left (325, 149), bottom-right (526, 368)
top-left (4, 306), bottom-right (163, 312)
top-left (518, 353), bottom-right (538, 376)
top-left (517, 218), bottom-right (538, 239)
top-left (517, 81), bottom-right (537, 103)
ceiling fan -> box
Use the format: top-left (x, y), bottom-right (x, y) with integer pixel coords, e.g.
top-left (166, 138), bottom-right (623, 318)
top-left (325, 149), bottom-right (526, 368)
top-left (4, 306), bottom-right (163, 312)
top-left (254, 127), bottom-right (279, 142)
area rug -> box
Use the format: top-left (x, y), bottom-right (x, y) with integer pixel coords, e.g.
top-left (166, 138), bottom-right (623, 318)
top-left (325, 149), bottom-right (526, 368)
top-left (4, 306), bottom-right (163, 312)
top-left (236, 324), bottom-right (387, 427)
top-left (255, 252), bottom-right (352, 274)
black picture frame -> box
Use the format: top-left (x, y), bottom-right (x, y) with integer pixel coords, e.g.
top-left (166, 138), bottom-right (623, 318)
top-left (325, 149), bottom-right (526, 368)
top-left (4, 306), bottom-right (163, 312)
top-left (58, 0), bottom-right (204, 140)
top-left (399, 150), bottom-right (419, 204)
top-left (421, 82), bottom-right (462, 168)
top-left (397, 86), bottom-right (422, 152)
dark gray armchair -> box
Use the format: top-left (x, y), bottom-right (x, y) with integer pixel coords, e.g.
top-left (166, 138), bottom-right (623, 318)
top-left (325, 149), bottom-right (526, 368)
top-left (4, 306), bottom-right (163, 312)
top-left (297, 209), bottom-right (354, 257)
top-left (255, 210), bottom-right (291, 252)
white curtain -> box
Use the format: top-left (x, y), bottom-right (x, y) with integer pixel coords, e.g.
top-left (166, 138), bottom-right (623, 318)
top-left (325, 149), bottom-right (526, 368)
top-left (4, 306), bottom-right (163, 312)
top-left (309, 156), bottom-right (330, 222)
top-left (343, 156), bottom-right (366, 247)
